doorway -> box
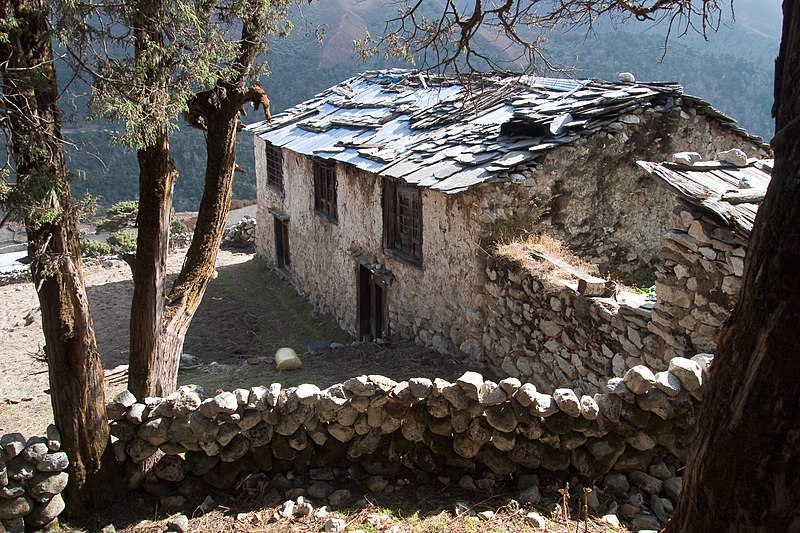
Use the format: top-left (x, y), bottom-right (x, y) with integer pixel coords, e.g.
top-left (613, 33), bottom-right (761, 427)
top-left (274, 216), bottom-right (290, 270)
top-left (358, 265), bottom-right (388, 341)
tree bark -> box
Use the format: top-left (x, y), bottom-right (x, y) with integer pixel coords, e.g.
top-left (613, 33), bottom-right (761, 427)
top-left (0, 0), bottom-right (119, 514)
top-left (665, 2), bottom-right (800, 531)
top-left (127, 130), bottom-right (177, 399)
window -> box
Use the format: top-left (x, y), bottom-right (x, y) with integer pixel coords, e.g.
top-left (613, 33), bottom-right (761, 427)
top-left (384, 179), bottom-right (422, 265)
top-left (313, 159), bottom-right (337, 221)
top-left (265, 142), bottom-right (283, 192)
top-left (274, 216), bottom-right (290, 270)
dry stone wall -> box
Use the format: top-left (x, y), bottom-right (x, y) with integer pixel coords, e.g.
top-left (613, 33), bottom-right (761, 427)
top-left (107, 358), bottom-right (707, 527)
top-left (478, 201), bottom-right (748, 395)
top-left (0, 426), bottom-right (68, 531)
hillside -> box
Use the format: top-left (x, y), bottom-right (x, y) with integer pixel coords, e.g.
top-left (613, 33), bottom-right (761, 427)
top-left (58, 0), bottom-right (780, 209)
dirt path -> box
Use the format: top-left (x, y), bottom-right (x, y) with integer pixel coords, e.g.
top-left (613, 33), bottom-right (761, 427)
top-left (0, 248), bottom-right (491, 436)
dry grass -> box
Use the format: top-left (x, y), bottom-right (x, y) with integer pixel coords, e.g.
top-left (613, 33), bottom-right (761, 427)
top-left (496, 234), bottom-right (600, 285)
top-left (98, 485), bottom-right (630, 533)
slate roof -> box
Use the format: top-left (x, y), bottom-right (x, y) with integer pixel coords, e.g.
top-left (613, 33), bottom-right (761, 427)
top-left (637, 158), bottom-right (773, 236)
top-left (249, 69), bottom-right (765, 195)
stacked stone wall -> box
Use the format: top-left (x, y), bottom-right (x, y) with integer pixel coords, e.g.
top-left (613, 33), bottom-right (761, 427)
top-left (0, 427), bottom-right (68, 531)
top-left (478, 202), bottom-right (748, 395)
top-left (106, 358), bottom-right (707, 527)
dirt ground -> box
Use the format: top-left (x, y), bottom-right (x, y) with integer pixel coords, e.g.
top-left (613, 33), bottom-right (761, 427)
top-left (0, 246), bottom-right (492, 436)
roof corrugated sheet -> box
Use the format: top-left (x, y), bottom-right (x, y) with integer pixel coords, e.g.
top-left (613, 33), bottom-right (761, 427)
top-left (637, 159), bottom-right (773, 236)
top-left (249, 69), bottom-right (766, 195)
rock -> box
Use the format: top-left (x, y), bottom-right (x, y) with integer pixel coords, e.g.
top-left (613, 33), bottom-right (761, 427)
top-left (663, 477), bottom-right (683, 501)
top-left (408, 378), bottom-right (433, 399)
top-left (530, 393), bottom-right (558, 417)
top-left (718, 148), bottom-right (748, 167)
top-left (606, 378), bottom-right (634, 401)
top-left (601, 514), bottom-right (621, 527)
top-left (1, 481), bottom-right (25, 498)
top-left (21, 443), bottom-right (48, 464)
top-left (553, 388), bottom-right (581, 417)
top-left (179, 353), bottom-right (200, 369)
top-left (127, 403), bottom-right (148, 423)
top-left (36, 452), bottom-right (68, 472)
top-left (580, 395), bottom-right (599, 420)
top-left (623, 366), bottom-right (656, 394)
top-left (0, 462), bottom-right (7, 487)
top-left (100, 525), bottom-right (116, 533)
top-left (456, 372), bottom-right (484, 400)
top-left (668, 358), bottom-right (704, 391)
top-left (525, 511), bottom-right (547, 529)
top-left (308, 481), bottom-right (334, 499)
top-left (325, 517), bottom-right (346, 533)
top-left (672, 152), bottom-right (701, 165)
top-left (478, 381), bottom-right (507, 406)
top-left (478, 510), bottom-right (494, 520)
top-left (650, 494), bottom-right (669, 523)
top-left (25, 493), bottom-right (65, 528)
top-left (328, 489), bottom-right (352, 507)
top-left (629, 471), bottom-right (663, 495)
top-left (125, 439), bottom-right (157, 464)
top-left (278, 500), bottom-right (295, 519)
top-left (653, 371), bottom-right (682, 397)
top-left (107, 390), bottom-right (137, 420)
top-left (0, 435), bottom-right (25, 460)
top-left (458, 475), bottom-right (476, 491)
top-left (365, 476), bottom-right (389, 493)
top-left (153, 456), bottom-right (185, 483)
top-left (518, 485), bottom-right (541, 505)
top-left (44, 425), bottom-right (61, 452)
top-left (632, 514), bottom-right (662, 531)
top-left (0, 496), bottom-right (32, 520)
top-left (295, 384), bottom-right (321, 404)
top-left (294, 497), bottom-right (313, 517)
top-left (27, 472), bottom-right (69, 501)
top-left (648, 461), bottom-right (672, 481)
top-left (619, 72), bottom-right (636, 83)
top-left (139, 417), bottom-right (171, 446)
top-left (342, 376), bottom-right (374, 396)
top-left (603, 472), bottom-right (630, 499)
top-left (212, 392), bottom-right (239, 414)
top-left (308, 340), bottom-right (330, 353)
top-left (513, 383), bottom-right (537, 407)
top-left (691, 353), bottom-right (714, 374)
top-left (166, 514), bottom-right (189, 533)
top-left (2, 517), bottom-right (24, 533)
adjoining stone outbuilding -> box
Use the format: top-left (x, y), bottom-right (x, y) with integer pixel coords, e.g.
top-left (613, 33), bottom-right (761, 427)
top-left (247, 69), bottom-right (769, 386)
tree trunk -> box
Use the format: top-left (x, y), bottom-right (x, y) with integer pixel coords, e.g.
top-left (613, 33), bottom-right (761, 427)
top-left (665, 2), bottom-right (800, 531)
top-left (127, 5), bottom-right (267, 397)
top-left (127, 130), bottom-right (177, 399)
top-left (0, 0), bottom-right (119, 514)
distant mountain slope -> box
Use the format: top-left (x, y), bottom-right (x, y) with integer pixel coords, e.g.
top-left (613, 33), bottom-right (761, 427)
top-left (61, 1), bottom-right (779, 209)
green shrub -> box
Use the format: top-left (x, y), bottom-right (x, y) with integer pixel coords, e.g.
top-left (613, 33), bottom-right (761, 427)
top-left (81, 239), bottom-right (112, 258)
top-left (170, 218), bottom-right (190, 234)
top-left (97, 200), bottom-right (139, 232)
top-left (107, 231), bottom-right (137, 254)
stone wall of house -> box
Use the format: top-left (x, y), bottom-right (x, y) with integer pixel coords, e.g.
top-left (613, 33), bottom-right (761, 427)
top-left (254, 137), bottom-right (487, 349)
top-left (0, 426), bottom-right (68, 531)
top-left (107, 359), bottom-right (705, 527)
top-left (474, 101), bottom-right (769, 281)
top-left (474, 203), bottom-right (747, 395)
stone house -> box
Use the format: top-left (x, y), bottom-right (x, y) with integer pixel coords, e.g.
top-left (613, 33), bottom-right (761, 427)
top-left (248, 69), bottom-right (769, 382)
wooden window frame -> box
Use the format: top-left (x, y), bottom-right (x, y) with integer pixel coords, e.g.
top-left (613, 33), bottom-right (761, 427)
top-left (274, 216), bottom-right (290, 270)
top-left (384, 178), bottom-right (423, 266)
top-left (265, 142), bottom-right (284, 192)
top-left (313, 159), bottom-right (337, 222)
